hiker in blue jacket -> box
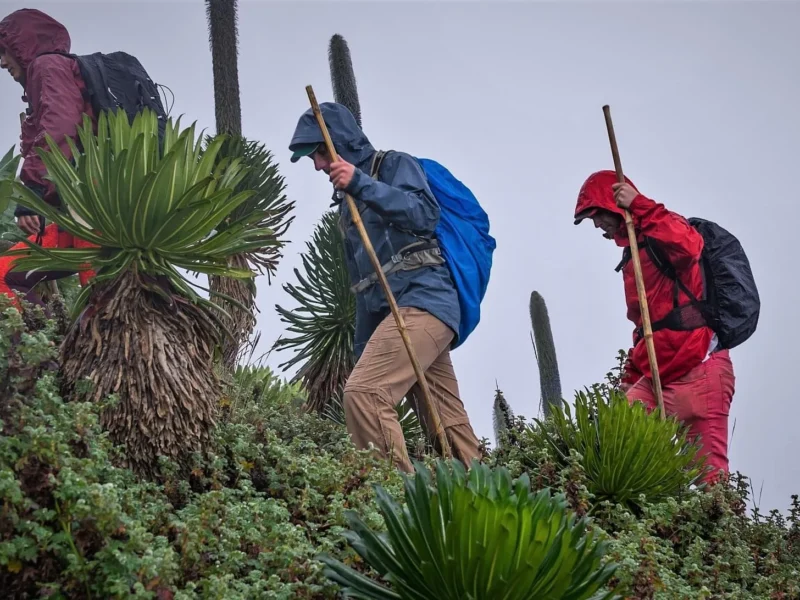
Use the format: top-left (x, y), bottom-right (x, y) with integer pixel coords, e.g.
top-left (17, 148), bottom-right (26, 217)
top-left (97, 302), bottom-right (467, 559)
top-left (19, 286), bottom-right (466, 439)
top-left (289, 102), bottom-right (481, 472)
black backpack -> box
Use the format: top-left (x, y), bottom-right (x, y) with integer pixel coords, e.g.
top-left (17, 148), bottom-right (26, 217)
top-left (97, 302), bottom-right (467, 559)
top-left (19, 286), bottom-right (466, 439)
top-left (617, 217), bottom-right (760, 350)
top-left (37, 50), bottom-right (169, 142)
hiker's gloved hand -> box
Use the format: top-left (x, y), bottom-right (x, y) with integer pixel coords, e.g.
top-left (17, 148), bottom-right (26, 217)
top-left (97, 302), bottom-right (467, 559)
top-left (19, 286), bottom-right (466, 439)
top-left (329, 157), bottom-right (355, 191)
top-left (17, 214), bottom-right (41, 236)
top-left (612, 182), bottom-right (639, 209)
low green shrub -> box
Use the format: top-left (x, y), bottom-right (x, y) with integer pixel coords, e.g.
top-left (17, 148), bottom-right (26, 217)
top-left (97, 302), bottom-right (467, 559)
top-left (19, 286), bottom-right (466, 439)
top-left (2, 302), bottom-right (799, 598)
top-left (321, 459), bottom-right (619, 600)
top-left (537, 386), bottom-right (706, 509)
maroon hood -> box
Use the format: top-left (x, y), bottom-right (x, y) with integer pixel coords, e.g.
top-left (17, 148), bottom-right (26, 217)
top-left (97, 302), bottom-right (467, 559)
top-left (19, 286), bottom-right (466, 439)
top-left (0, 8), bottom-right (71, 70)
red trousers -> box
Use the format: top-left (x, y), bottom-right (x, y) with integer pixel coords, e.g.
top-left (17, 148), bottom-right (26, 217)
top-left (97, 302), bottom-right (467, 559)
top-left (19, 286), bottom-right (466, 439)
top-left (626, 349), bottom-right (735, 485)
top-left (0, 223), bottom-right (96, 308)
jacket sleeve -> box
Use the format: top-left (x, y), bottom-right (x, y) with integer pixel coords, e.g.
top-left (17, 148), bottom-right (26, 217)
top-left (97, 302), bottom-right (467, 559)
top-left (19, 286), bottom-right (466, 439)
top-left (19, 55), bottom-right (86, 210)
top-left (628, 193), bottom-right (703, 270)
top-left (344, 152), bottom-right (439, 236)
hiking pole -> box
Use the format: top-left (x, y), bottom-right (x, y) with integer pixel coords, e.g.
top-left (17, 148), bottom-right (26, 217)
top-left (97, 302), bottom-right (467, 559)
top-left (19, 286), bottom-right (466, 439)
top-left (305, 85), bottom-right (452, 459)
top-left (602, 104), bottom-right (666, 420)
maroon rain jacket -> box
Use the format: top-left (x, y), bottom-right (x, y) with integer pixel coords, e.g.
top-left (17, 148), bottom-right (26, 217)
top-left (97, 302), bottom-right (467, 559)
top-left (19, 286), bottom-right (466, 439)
top-left (0, 8), bottom-right (94, 216)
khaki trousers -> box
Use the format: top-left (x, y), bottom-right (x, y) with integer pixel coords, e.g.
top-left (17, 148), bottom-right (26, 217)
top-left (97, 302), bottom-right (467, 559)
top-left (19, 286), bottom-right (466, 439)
top-left (343, 307), bottom-right (481, 472)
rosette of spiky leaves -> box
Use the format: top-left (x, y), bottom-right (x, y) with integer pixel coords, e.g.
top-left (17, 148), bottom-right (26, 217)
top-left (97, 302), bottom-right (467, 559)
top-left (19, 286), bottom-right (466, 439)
top-left (0, 109), bottom-right (272, 321)
top-left (320, 459), bottom-right (619, 600)
top-left (203, 134), bottom-right (294, 278)
top-left (203, 133), bottom-right (295, 367)
top-left (273, 210), bottom-right (355, 412)
top-left (535, 386), bottom-right (707, 509)
top-left (0, 109), bottom-right (284, 476)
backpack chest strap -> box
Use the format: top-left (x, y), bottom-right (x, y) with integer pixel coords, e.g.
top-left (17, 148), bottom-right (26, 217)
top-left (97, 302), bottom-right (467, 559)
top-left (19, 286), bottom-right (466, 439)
top-left (350, 240), bottom-right (443, 294)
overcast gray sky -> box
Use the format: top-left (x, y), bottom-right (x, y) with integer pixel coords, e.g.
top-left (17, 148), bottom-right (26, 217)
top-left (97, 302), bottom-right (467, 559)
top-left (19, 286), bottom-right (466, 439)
top-left (1, 0), bottom-right (797, 511)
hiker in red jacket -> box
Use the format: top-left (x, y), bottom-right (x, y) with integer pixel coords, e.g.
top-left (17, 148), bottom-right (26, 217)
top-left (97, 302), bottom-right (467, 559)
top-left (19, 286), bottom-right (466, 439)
top-left (0, 8), bottom-right (96, 308)
top-left (574, 170), bottom-right (735, 485)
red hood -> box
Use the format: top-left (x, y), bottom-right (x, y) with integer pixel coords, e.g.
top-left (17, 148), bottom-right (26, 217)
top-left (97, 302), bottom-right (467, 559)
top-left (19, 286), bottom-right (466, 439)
top-left (574, 169), bottom-right (639, 244)
top-left (0, 8), bottom-right (70, 70)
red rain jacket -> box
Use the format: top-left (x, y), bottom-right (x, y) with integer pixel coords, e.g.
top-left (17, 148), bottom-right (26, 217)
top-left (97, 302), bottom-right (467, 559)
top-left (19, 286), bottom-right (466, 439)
top-left (0, 9), bottom-right (93, 216)
top-left (574, 170), bottom-right (715, 386)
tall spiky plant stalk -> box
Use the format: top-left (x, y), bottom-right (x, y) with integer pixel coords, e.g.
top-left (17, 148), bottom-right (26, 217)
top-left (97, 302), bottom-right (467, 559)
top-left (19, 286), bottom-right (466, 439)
top-left (492, 385), bottom-right (514, 448)
top-left (205, 0), bottom-right (262, 369)
top-left (530, 291), bottom-right (563, 417)
top-left (328, 34), bottom-right (362, 128)
top-left (205, 0), bottom-right (241, 136)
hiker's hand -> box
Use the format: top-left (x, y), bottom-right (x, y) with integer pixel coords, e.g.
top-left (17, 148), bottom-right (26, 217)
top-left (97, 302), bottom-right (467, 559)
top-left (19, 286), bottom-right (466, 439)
top-left (17, 215), bottom-right (40, 236)
top-left (612, 182), bottom-right (639, 209)
top-left (329, 158), bottom-right (355, 190)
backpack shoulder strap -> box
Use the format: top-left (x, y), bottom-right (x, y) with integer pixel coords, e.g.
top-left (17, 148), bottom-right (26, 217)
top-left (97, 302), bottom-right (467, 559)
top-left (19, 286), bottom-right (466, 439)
top-left (367, 149), bottom-right (434, 243)
top-left (642, 237), bottom-right (675, 279)
top-left (644, 236), bottom-right (702, 304)
top-left (370, 149), bottom-right (394, 179)
top-left (615, 247), bottom-right (631, 272)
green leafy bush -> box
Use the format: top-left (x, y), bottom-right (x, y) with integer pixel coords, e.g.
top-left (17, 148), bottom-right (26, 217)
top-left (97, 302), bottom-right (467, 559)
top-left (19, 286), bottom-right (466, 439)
top-left (0, 297), bottom-right (403, 598)
top-left (321, 459), bottom-right (619, 600)
top-left (535, 386), bottom-right (706, 509)
top-left (2, 306), bottom-right (799, 598)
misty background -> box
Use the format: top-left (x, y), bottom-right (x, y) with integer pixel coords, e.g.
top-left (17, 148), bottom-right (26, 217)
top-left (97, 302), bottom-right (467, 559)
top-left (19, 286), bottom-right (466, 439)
top-left (1, 0), bottom-right (797, 511)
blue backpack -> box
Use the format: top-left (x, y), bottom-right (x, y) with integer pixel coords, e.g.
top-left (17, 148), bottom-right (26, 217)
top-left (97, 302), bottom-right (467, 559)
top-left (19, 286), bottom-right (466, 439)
top-left (372, 151), bottom-right (496, 348)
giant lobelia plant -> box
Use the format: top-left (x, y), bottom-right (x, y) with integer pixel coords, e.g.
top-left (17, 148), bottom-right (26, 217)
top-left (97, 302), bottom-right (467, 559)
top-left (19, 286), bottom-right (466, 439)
top-left (0, 109), bottom-right (278, 477)
top-left (320, 459), bottom-right (619, 600)
top-left (492, 385), bottom-right (515, 449)
top-left (535, 386), bottom-right (707, 509)
top-left (530, 290), bottom-right (563, 417)
top-left (273, 210), bottom-right (355, 412)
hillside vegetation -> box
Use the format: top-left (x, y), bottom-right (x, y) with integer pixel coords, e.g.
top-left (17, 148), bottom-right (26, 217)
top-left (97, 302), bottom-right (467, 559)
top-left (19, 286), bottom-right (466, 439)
top-left (1, 300), bottom-right (798, 599)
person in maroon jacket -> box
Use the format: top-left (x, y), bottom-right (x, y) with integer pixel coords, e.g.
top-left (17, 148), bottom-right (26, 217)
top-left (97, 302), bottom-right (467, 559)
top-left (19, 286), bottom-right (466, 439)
top-left (0, 8), bottom-right (96, 307)
top-left (574, 170), bottom-right (735, 485)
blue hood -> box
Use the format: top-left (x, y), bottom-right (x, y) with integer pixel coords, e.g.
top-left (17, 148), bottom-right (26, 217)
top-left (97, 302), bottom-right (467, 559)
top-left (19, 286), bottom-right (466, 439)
top-left (289, 102), bottom-right (375, 171)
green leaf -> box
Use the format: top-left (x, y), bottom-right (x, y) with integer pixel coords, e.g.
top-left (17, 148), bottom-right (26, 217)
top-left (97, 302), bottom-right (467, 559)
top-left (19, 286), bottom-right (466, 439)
top-left (0, 147), bottom-right (21, 215)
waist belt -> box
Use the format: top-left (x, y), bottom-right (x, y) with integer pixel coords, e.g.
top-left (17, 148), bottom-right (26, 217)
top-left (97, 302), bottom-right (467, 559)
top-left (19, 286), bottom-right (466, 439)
top-left (351, 240), bottom-right (444, 294)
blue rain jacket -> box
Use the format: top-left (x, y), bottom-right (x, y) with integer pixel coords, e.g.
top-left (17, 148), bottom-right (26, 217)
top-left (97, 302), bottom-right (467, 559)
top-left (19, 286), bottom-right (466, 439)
top-left (289, 103), bottom-right (460, 358)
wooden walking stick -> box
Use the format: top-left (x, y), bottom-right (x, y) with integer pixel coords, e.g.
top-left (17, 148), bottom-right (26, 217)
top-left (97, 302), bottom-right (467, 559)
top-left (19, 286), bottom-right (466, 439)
top-left (602, 104), bottom-right (666, 420)
top-left (305, 85), bottom-right (452, 458)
